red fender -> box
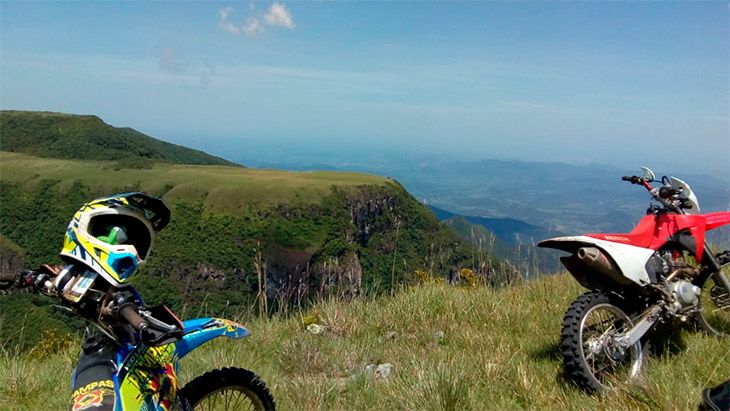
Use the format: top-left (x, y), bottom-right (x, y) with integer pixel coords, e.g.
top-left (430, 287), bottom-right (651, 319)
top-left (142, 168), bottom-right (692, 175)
top-left (705, 211), bottom-right (730, 231)
top-left (587, 211), bottom-right (730, 263)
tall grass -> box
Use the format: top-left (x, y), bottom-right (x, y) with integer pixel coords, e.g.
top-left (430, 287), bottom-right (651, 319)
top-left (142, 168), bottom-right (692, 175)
top-left (1, 274), bottom-right (728, 410)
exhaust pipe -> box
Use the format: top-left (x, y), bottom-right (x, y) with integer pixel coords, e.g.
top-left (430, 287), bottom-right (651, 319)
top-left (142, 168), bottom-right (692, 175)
top-left (577, 247), bottom-right (626, 282)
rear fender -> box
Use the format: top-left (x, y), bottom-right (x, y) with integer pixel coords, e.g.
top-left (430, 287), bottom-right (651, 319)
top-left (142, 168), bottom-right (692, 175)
top-left (539, 236), bottom-right (653, 286)
top-left (538, 236), bottom-right (596, 254)
top-left (174, 318), bottom-right (251, 360)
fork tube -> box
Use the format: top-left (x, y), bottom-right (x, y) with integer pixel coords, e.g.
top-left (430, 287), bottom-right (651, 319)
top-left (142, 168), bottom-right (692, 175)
top-left (713, 271), bottom-right (730, 298)
top-left (704, 243), bottom-right (730, 294)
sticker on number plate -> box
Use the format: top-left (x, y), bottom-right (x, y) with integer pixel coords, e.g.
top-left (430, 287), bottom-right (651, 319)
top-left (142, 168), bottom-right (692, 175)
top-left (67, 271), bottom-right (98, 302)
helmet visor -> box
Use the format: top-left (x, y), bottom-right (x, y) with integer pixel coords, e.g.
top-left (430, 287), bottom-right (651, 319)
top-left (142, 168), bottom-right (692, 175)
top-left (124, 193), bottom-right (170, 232)
top-left (88, 214), bottom-right (152, 260)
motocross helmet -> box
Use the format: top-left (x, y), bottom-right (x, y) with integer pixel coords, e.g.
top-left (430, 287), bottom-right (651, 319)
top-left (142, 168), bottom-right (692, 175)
top-left (60, 192), bottom-right (170, 286)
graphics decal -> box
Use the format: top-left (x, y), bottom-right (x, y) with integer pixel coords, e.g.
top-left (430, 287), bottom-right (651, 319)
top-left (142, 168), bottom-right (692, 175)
top-left (71, 380), bottom-right (114, 411)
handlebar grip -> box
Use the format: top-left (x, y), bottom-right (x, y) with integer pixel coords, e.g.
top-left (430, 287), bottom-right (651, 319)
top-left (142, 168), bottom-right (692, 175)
top-left (118, 303), bottom-right (146, 330)
top-left (621, 176), bottom-right (633, 181)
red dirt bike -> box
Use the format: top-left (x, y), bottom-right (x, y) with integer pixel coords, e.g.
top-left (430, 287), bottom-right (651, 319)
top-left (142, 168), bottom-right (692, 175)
top-left (539, 167), bottom-right (730, 392)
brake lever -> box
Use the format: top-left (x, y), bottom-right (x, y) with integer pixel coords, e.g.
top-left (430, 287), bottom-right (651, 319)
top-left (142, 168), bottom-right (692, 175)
top-left (140, 310), bottom-right (180, 333)
top-left (138, 310), bottom-right (183, 346)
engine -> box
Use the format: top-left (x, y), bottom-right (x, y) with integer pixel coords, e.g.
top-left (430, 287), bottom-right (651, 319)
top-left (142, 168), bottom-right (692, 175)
top-left (669, 280), bottom-right (701, 308)
top-left (648, 250), bottom-right (702, 313)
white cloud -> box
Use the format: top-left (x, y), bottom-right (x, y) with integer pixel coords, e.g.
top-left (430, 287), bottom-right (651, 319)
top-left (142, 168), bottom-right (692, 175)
top-left (243, 17), bottom-right (263, 36)
top-left (264, 3), bottom-right (295, 29)
top-left (218, 4), bottom-right (295, 37)
top-left (218, 6), bottom-right (240, 35)
top-left (218, 6), bottom-right (233, 20)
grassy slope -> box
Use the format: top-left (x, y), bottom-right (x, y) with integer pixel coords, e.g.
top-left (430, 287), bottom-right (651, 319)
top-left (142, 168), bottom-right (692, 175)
top-left (2, 274), bottom-right (727, 410)
top-left (0, 110), bottom-right (237, 166)
top-left (0, 152), bottom-right (390, 210)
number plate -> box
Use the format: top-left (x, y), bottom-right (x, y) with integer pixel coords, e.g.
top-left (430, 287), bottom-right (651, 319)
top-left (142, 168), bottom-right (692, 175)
top-left (65, 270), bottom-right (98, 302)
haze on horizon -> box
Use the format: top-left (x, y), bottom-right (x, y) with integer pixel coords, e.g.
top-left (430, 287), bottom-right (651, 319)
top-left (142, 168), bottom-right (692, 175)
top-left (1, 2), bottom-right (728, 176)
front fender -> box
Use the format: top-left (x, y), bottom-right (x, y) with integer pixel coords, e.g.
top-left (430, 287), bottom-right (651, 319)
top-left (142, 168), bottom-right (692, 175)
top-left (174, 318), bottom-right (251, 360)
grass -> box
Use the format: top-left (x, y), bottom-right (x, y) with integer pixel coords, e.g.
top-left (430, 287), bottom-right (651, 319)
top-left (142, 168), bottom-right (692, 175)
top-left (1, 274), bottom-right (727, 410)
top-left (0, 151), bottom-right (391, 211)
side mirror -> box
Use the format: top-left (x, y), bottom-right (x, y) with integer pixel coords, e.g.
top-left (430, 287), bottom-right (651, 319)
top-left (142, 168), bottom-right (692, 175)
top-left (640, 166), bottom-right (656, 182)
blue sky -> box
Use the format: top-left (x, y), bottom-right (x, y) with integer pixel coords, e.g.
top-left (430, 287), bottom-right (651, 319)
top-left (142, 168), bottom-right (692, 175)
top-left (1, 1), bottom-right (728, 174)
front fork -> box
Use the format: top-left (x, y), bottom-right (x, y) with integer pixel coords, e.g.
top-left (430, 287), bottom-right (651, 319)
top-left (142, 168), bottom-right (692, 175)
top-left (707, 246), bottom-right (730, 299)
top-left (713, 271), bottom-right (730, 301)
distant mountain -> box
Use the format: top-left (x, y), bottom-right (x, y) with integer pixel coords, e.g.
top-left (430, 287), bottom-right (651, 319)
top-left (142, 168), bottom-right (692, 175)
top-left (429, 206), bottom-right (563, 273)
top-left (0, 110), bottom-right (238, 167)
top-left (248, 150), bottom-right (729, 236)
top-left (429, 206), bottom-right (556, 245)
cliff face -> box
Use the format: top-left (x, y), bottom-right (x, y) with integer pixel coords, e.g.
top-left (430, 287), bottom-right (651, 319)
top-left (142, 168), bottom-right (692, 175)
top-left (349, 192), bottom-right (398, 246)
top-left (0, 236), bottom-right (25, 278)
top-left (134, 183), bottom-right (471, 314)
top-left (263, 190), bottom-right (400, 305)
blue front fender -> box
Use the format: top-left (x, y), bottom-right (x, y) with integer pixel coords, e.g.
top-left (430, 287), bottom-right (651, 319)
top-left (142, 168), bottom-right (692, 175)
top-left (174, 318), bottom-right (251, 359)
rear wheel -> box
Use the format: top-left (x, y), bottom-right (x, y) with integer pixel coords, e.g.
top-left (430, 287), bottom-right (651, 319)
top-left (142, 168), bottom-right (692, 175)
top-left (695, 273), bottom-right (730, 337)
top-left (179, 367), bottom-right (276, 411)
top-left (561, 291), bottom-right (646, 393)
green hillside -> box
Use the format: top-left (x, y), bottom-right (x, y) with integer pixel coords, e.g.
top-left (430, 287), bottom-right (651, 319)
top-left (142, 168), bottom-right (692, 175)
top-left (0, 111), bottom-right (237, 166)
top-left (1, 151), bottom-right (481, 348)
top-left (2, 275), bottom-right (726, 410)
top-left (0, 151), bottom-right (388, 210)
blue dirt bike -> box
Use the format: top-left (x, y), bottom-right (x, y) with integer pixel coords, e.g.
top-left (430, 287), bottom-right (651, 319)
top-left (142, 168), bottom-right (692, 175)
top-left (1, 265), bottom-right (276, 411)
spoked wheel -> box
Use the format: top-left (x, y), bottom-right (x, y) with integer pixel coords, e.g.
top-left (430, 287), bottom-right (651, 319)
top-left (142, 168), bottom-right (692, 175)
top-left (696, 273), bottom-right (730, 337)
top-left (561, 291), bottom-right (646, 393)
top-left (179, 367), bottom-right (276, 411)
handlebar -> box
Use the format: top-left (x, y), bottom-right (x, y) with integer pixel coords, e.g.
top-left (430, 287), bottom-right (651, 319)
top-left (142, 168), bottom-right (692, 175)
top-left (621, 175), bottom-right (647, 185)
top-left (0, 270), bottom-right (50, 291)
top-left (112, 292), bottom-right (182, 346)
top-left (118, 303), bottom-right (146, 330)
top-left (621, 175), bottom-right (653, 191)
top-left (622, 175), bottom-right (688, 214)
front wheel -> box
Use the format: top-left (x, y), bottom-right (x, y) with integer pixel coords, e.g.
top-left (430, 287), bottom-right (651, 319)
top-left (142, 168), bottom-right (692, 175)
top-left (560, 291), bottom-right (646, 393)
top-left (179, 367), bottom-right (276, 411)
